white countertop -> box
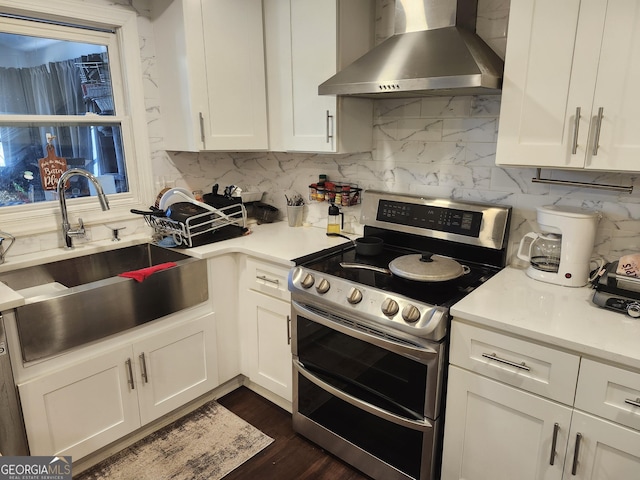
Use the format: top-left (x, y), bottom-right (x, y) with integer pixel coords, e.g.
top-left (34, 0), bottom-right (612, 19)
top-left (0, 222), bottom-right (352, 312)
top-left (451, 266), bottom-right (640, 370)
top-left (4, 223), bottom-right (637, 370)
top-left (180, 221), bottom-right (353, 264)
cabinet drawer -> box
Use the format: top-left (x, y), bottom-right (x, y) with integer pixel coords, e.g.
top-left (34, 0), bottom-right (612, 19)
top-left (245, 257), bottom-right (291, 302)
top-left (450, 321), bottom-right (580, 405)
top-left (575, 358), bottom-right (640, 431)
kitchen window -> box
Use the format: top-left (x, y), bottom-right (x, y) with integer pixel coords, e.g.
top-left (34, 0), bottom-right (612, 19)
top-left (0, 1), bottom-right (152, 235)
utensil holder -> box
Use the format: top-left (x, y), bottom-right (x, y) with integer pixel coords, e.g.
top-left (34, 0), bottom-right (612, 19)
top-left (287, 205), bottom-right (304, 227)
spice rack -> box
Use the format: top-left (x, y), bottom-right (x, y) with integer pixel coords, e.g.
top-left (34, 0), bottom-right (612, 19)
top-left (143, 202), bottom-right (247, 248)
top-left (308, 182), bottom-right (361, 206)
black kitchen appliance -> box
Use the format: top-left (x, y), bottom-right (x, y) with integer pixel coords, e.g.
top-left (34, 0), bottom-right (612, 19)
top-left (592, 261), bottom-right (640, 317)
top-left (289, 190), bottom-right (511, 480)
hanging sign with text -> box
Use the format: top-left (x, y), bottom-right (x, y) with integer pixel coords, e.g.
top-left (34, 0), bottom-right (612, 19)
top-left (38, 144), bottom-right (68, 191)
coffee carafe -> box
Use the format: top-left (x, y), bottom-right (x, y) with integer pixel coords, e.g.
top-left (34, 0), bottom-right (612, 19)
top-left (518, 232), bottom-right (563, 273)
top-left (517, 205), bottom-right (599, 287)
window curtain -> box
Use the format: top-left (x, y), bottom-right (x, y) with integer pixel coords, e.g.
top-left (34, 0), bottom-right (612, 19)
top-left (0, 58), bottom-right (92, 172)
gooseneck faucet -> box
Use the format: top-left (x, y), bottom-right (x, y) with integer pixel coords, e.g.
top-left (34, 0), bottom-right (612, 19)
top-left (57, 168), bottom-right (110, 249)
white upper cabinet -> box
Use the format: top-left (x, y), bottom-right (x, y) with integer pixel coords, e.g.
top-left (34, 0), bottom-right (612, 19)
top-left (152, 0), bottom-right (268, 151)
top-left (496, 0), bottom-right (640, 172)
top-left (264, 0), bottom-right (374, 153)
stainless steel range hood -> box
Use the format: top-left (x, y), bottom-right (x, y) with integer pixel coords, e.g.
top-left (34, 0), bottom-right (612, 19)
top-left (319, 0), bottom-right (504, 98)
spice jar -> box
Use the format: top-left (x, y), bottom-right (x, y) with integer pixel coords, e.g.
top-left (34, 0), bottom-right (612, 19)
top-left (335, 185), bottom-right (342, 206)
top-left (341, 185), bottom-right (350, 206)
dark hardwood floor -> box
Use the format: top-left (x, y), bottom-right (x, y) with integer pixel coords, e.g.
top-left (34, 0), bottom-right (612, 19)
top-left (218, 386), bottom-right (371, 480)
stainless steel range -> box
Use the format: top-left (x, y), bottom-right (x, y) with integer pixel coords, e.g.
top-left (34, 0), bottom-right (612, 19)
top-left (288, 190), bottom-right (511, 480)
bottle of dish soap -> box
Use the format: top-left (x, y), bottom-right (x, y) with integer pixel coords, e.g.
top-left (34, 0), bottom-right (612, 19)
top-left (327, 203), bottom-right (343, 234)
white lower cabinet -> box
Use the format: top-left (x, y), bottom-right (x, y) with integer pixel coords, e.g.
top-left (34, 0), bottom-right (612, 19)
top-left (19, 346), bottom-right (140, 459)
top-left (564, 411), bottom-right (640, 480)
top-left (244, 289), bottom-right (292, 401)
top-left (133, 316), bottom-right (218, 425)
top-left (442, 320), bottom-right (640, 480)
top-left (239, 257), bottom-right (292, 403)
top-left (19, 314), bottom-right (218, 459)
top-left (442, 366), bottom-right (572, 480)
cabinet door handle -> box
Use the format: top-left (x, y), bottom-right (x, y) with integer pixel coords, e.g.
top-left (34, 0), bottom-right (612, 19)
top-left (199, 112), bottom-right (205, 143)
top-left (571, 432), bottom-right (582, 475)
top-left (549, 422), bottom-right (560, 465)
top-left (139, 352), bottom-right (149, 384)
top-left (592, 107), bottom-right (604, 156)
top-left (481, 352), bottom-right (531, 371)
top-left (326, 110), bottom-right (334, 145)
top-left (125, 358), bottom-right (135, 390)
top-left (287, 315), bottom-right (291, 346)
top-left (572, 106), bottom-right (581, 154)
top-left (256, 275), bottom-right (279, 286)
top-left (624, 397), bottom-right (640, 408)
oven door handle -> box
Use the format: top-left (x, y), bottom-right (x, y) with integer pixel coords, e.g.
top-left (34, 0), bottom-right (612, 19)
top-left (294, 359), bottom-right (433, 431)
top-left (292, 300), bottom-right (438, 359)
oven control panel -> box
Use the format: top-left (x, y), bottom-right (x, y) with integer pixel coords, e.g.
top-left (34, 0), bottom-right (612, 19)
top-left (289, 266), bottom-right (448, 342)
top-left (377, 200), bottom-right (483, 238)
top-left (360, 190), bottom-right (511, 251)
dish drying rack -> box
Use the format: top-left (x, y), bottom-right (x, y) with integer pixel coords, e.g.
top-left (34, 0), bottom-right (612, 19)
top-left (76, 61), bottom-right (114, 112)
top-left (143, 191), bottom-right (247, 248)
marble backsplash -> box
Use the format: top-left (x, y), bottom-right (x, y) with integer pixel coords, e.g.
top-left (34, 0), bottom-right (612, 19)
top-left (10, 0), bottom-right (640, 266)
top-left (155, 95), bottom-right (640, 264)
top-left (146, 0), bottom-right (640, 264)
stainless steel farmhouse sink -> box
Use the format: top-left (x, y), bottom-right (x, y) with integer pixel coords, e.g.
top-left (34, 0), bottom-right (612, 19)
top-left (0, 243), bottom-right (208, 362)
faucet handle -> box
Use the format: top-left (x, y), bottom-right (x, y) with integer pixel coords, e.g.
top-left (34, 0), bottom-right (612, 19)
top-left (106, 224), bottom-right (126, 241)
top-left (67, 218), bottom-right (86, 239)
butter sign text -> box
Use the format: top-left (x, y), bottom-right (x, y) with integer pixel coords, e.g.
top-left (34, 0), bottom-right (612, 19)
top-left (38, 144), bottom-right (68, 191)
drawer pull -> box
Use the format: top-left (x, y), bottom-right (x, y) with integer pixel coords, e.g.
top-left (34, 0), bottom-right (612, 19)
top-left (549, 422), bottom-right (560, 465)
top-left (257, 275), bottom-right (279, 286)
top-left (624, 397), bottom-right (640, 408)
top-left (571, 432), bottom-right (582, 475)
top-left (481, 352), bottom-right (531, 371)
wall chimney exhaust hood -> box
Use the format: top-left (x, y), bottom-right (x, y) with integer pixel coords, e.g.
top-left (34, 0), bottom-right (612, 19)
top-left (319, 0), bottom-right (504, 98)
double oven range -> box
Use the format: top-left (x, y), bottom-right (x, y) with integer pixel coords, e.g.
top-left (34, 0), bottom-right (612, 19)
top-left (288, 190), bottom-right (511, 480)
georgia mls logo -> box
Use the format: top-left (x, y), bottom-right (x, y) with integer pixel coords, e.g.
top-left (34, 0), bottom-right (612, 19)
top-left (0, 456), bottom-right (72, 480)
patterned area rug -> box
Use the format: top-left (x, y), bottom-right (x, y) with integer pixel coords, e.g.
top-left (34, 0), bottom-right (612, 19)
top-left (74, 400), bottom-right (273, 480)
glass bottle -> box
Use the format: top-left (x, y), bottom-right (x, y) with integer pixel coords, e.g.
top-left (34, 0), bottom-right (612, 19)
top-left (327, 203), bottom-right (343, 234)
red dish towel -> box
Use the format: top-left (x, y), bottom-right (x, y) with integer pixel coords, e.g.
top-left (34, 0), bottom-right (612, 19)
top-left (118, 262), bottom-right (177, 282)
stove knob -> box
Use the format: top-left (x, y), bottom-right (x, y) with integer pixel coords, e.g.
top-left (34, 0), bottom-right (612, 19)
top-left (627, 302), bottom-right (640, 318)
top-left (347, 287), bottom-right (363, 304)
top-left (381, 298), bottom-right (399, 317)
top-left (402, 304), bottom-right (421, 323)
top-left (300, 273), bottom-right (315, 289)
top-left (316, 279), bottom-right (331, 294)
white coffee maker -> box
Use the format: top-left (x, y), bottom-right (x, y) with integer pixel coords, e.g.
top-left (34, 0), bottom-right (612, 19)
top-left (518, 205), bottom-right (599, 287)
